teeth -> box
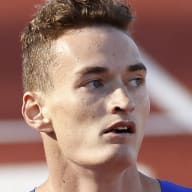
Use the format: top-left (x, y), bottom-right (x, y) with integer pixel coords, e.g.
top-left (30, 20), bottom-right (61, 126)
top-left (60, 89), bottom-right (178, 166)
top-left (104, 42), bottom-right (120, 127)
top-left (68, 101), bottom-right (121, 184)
top-left (103, 125), bottom-right (134, 134)
top-left (115, 126), bottom-right (128, 130)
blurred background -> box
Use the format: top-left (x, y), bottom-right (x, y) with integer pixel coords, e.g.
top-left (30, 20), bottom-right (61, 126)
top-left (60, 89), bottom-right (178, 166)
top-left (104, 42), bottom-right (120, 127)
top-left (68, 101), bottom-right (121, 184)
top-left (0, 0), bottom-right (192, 191)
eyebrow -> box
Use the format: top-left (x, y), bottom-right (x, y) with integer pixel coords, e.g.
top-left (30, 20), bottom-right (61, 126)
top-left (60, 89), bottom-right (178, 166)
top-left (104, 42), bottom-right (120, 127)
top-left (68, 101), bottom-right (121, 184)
top-left (76, 66), bottom-right (108, 76)
top-left (127, 63), bottom-right (147, 72)
top-left (76, 63), bottom-right (146, 77)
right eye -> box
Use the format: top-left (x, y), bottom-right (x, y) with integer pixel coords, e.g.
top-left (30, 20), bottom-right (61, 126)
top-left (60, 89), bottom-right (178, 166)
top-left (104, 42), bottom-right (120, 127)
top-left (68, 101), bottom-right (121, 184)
top-left (86, 79), bottom-right (104, 89)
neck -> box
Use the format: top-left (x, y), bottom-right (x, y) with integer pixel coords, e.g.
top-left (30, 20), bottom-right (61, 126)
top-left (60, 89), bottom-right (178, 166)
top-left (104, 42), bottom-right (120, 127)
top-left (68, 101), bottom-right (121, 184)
top-left (38, 134), bottom-right (160, 192)
top-left (40, 161), bottom-right (144, 192)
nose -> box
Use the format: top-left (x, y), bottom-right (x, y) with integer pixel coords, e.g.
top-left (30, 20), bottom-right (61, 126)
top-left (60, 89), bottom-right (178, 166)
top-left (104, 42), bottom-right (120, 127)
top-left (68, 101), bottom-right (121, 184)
top-left (108, 87), bottom-right (135, 115)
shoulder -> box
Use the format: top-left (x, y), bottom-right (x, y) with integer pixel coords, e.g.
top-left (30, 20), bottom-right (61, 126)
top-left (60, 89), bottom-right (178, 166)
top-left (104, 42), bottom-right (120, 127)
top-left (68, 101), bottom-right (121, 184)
top-left (158, 180), bottom-right (192, 192)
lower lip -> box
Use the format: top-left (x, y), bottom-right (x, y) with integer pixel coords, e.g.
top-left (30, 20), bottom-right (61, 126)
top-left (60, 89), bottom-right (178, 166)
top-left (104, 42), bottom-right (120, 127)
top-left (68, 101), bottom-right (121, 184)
top-left (102, 132), bottom-right (134, 143)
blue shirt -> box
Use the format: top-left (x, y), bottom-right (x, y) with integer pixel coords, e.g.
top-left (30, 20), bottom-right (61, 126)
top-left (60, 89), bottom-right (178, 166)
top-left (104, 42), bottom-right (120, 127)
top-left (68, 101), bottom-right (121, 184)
top-left (159, 180), bottom-right (192, 192)
top-left (30, 180), bottom-right (192, 192)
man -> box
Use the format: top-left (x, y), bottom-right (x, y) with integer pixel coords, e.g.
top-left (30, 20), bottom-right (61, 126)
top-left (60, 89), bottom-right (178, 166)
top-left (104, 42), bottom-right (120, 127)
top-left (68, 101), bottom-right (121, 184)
top-left (21, 0), bottom-right (192, 192)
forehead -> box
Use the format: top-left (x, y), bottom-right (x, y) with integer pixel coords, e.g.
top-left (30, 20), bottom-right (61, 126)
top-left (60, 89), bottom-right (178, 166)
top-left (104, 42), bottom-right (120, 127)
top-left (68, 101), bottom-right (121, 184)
top-left (56, 26), bottom-right (139, 54)
top-left (52, 26), bottom-right (142, 78)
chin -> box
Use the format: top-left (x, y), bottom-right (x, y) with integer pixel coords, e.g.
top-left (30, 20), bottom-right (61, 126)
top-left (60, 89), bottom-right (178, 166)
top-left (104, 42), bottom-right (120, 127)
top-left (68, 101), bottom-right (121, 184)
top-left (75, 146), bottom-right (137, 171)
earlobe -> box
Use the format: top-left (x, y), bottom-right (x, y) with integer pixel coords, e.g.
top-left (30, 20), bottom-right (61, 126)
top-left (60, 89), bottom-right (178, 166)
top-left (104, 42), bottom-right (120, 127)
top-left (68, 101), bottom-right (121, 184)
top-left (22, 92), bottom-right (53, 133)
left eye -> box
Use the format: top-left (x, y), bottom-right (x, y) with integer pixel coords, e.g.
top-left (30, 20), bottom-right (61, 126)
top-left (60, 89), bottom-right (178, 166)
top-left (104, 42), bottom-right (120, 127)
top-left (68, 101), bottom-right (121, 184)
top-left (86, 79), bottom-right (104, 89)
top-left (129, 77), bottom-right (144, 87)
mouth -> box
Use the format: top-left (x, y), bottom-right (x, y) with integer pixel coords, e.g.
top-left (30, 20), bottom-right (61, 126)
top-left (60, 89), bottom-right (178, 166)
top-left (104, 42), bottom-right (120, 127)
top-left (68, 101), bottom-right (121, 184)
top-left (102, 121), bottom-right (136, 135)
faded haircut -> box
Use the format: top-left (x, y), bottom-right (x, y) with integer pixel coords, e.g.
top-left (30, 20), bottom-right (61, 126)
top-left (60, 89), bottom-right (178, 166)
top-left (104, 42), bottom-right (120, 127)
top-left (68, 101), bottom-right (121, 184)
top-left (21, 0), bottom-right (134, 92)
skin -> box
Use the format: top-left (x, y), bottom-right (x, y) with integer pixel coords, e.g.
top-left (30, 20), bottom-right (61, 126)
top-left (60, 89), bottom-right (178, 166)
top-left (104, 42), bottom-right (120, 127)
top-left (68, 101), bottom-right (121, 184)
top-left (22, 26), bottom-right (161, 192)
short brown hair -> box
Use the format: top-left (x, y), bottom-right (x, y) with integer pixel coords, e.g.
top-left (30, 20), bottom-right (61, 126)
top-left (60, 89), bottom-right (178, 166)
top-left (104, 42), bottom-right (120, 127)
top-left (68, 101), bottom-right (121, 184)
top-left (21, 0), bottom-right (134, 92)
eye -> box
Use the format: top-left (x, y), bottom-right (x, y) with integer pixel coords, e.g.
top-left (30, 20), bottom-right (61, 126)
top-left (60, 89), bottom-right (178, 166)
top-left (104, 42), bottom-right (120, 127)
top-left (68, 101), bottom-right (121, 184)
top-left (86, 79), bottom-right (104, 89)
top-left (129, 77), bottom-right (145, 87)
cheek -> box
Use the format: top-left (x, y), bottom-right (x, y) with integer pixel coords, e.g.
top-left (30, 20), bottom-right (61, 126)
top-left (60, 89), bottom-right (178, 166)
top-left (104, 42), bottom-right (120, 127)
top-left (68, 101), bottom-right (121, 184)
top-left (135, 90), bottom-right (150, 118)
top-left (49, 100), bottom-right (87, 149)
top-left (49, 93), bottom-right (103, 132)
top-left (73, 93), bottom-right (105, 121)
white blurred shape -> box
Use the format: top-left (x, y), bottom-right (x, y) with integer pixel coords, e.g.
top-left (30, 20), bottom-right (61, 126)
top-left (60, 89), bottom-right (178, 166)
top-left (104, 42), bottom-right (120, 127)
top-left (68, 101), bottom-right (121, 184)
top-left (0, 163), bottom-right (48, 192)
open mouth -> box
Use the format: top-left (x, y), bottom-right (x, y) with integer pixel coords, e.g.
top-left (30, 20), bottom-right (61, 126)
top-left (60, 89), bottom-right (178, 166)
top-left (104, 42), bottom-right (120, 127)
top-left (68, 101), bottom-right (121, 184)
top-left (102, 121), bottom-right (136, 135)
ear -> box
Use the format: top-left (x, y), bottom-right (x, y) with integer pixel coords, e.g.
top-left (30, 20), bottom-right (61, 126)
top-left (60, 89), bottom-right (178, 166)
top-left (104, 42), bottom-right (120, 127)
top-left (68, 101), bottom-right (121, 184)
top-left (22, 91), bottom-right (53, 133)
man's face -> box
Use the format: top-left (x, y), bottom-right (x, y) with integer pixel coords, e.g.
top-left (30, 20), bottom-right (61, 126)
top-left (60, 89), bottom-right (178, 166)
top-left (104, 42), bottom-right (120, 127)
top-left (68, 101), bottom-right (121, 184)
top-left (44, 26), bottom-right (150, 168)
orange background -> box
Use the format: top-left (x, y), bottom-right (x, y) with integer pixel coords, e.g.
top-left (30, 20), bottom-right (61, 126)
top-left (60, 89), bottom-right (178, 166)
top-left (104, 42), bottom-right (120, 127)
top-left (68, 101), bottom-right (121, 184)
top-left (0, 0), bottom-right (192, 187)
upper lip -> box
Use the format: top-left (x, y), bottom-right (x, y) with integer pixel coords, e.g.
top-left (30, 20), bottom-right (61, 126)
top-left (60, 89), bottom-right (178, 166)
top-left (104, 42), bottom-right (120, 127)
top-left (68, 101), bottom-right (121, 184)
top-left (101, 120), bottom-right (136, 135)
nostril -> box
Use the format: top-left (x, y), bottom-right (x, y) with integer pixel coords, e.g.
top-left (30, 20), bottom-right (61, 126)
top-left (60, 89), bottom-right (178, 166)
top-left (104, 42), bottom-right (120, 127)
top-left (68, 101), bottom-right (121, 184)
top-left (114, 106), bottom-right (121, 111)
top-left (112, 101), bottom-right (135, 114)
top-left (113, 106), bottom-right (124, 113)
